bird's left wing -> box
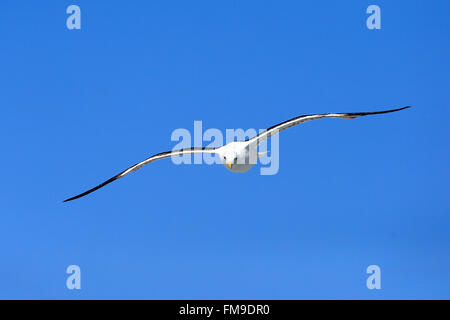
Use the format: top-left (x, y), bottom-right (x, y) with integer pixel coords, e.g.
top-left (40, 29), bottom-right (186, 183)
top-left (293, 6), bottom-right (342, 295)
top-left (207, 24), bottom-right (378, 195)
top-left (247, 106), bottom-right (410, 145)
top-left (63, 147), bottom-right (216, 202)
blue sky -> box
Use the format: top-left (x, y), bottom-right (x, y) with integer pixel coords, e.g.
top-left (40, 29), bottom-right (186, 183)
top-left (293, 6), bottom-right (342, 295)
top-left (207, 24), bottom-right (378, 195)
top-left (0, 1), bottom-right (449, 299)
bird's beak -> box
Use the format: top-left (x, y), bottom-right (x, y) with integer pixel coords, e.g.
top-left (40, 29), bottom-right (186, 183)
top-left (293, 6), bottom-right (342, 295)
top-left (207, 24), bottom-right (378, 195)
top-left (228, 162), bottom-right (232, 169)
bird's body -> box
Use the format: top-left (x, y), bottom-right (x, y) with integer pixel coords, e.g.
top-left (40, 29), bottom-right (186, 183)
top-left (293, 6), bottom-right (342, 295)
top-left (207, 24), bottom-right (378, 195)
top-left (216, 141), bottom-right (257, 173)
top-left (64, 106), bottom-right (410, 202)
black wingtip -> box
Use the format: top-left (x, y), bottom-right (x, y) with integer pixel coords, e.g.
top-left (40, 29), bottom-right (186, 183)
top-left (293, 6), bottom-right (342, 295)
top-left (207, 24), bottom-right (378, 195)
top-left (387, 106), bottom-right (411, 112)
top-left (352, 105), bottom-right (412, 117)
top-left (62, 175), bottom-right (121, 203)
top-left (63, 194), bottom-right (83, 203)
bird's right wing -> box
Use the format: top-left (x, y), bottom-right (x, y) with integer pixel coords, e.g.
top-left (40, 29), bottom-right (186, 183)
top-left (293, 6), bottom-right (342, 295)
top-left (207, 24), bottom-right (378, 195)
top-left (63, 147), bottom-right (217, 202)
top-left (247, 106), bottom-right (411, 145)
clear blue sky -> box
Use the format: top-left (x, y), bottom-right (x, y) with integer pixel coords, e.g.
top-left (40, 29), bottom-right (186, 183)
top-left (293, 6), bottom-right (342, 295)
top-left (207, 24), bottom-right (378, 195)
top-left (0, 1), bottom-right (449, 299)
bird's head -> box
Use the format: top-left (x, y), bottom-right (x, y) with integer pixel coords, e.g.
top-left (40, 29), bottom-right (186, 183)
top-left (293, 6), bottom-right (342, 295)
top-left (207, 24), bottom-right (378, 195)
top-left (222, 154), bottom-right (238, 169)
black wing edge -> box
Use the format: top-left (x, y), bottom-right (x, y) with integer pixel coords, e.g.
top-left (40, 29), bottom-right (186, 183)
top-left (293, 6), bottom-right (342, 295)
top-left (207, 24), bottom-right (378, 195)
top-left (248, 106), bottom-right (411, 141)
top-left (63, 173), bottom-right (123, 202)
top-left (338, 105), bottom-right (411, 117)
top-left (63, 147), bottom-right (215, 203)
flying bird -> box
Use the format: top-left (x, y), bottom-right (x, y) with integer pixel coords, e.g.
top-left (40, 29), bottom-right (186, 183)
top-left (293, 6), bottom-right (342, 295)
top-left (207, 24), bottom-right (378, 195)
top-left (63, 106), bottom-right (410, 202)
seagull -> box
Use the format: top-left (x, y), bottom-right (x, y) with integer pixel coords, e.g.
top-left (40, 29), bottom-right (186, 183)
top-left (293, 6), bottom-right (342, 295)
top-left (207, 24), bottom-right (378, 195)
top-left (63, 106), bottom-right (410, 202)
